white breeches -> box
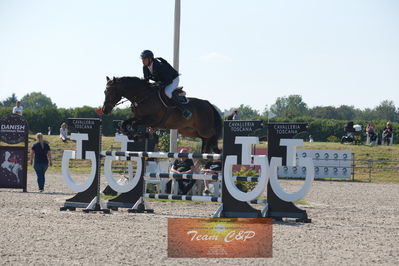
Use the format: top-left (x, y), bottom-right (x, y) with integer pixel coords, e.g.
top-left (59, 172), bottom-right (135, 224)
top-left (164, 76), bottom-right (179, 98)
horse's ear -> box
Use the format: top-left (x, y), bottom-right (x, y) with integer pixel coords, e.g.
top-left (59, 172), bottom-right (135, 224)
top-left (106, 76), bottom-right (110, 82)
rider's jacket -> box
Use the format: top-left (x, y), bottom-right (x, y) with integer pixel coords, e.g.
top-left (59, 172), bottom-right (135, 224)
top-left (143, 57), bottom-right (179, 87)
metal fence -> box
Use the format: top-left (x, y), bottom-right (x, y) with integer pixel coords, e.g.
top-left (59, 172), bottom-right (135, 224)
top-left (353, 158), bottom-right (399, 182)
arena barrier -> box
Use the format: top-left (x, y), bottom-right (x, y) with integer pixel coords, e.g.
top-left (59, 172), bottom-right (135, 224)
top-left (60, 118), bottom-right (314, 222)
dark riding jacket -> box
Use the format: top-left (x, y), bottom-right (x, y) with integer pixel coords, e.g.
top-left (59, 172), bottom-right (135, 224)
top-left (143, 57), bottom-right (179, 87)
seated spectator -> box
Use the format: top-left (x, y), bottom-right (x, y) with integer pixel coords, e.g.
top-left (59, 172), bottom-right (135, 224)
top-left (201, 159), bottom-right (222, 195)
top-left (59, 123), bottom-right (68, 142)
top-left (382, 122), bottom-right (393, 145)
top-left (170, 148), bottom-right (195, 195)
top-left (366, 122), bottom-right (377, 143)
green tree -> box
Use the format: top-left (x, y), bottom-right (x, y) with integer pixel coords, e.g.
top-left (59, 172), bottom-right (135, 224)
top-left (354, 107), bottom-right (379, 121)
top-left (270, 95), bottom-right (308, 118)
top-left (310, 106), bottom-right (340, 119)
top-left (374, 100), bottom-right (397, 121)
top-left (0, 93), bottom-right (18, 107)
top-left (337, 105), bottom-right (357, 120)
top-left (23, 105), bottom-right (62, 133)
top-left (20, 92), bottom-right (56, 109)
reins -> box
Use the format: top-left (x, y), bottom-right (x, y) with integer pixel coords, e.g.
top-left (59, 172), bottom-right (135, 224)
top-left (115, 98), bottom-right (129, 107)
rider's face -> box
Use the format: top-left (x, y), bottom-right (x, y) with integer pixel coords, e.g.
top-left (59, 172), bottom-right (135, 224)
top-left (142, 58), bottom-right (151, 67)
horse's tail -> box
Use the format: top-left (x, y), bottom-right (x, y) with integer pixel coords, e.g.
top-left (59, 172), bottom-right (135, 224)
top-left (211, 104), bottom-right (222, 139)
top-left (209, 103), bottom-right (223, 153)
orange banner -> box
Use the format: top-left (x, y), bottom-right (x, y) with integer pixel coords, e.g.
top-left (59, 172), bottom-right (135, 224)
top-left (168, 218), bottom-right (272, 258)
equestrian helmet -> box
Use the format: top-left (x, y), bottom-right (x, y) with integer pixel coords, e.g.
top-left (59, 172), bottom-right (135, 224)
top-left (140, 50), bottom-right (154, 59)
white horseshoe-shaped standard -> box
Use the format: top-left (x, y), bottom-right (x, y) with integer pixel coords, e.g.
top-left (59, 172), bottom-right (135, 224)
top-left (269, 157), bottom-right (314, 202)
top-left (104, 156), bottom-right (142, 193)
top-left (62, 150), bottom-right (97, 193)
top-left (224, 155), bottom-right (267, 202)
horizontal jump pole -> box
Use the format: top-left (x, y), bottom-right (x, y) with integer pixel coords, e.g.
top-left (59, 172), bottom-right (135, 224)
top-left (144, 172), bottom-right (259, 182)
top-left (100, 151), bottom-right (221, 160)
top-left (145, 193), bottom-right (221, 202)
top-left (145, 172), bottom-right (220, 181)
top-left (144, 193), bottom-right (266, 204)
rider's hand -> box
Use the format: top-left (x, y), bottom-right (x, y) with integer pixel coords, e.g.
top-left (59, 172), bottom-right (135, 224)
top-left (155, 81), bottom-right (164, 88)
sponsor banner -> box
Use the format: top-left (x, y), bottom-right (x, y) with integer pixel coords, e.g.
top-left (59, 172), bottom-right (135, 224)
top-left (0, 114), bottom-right (28, 144)
top-left (168, 218), bottom-right (272, 258)
top-left (0, 147), bottom-right (27, 188)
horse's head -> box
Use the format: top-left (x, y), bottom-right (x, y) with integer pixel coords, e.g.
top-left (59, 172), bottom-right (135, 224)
top-left (102, 76), bottom-right (123, 115)
top-left (102, 76), bottom-right (149, 115)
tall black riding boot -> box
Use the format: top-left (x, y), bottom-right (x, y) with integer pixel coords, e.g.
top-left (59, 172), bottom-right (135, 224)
top-left (172, 91), bottom-right (192, 120)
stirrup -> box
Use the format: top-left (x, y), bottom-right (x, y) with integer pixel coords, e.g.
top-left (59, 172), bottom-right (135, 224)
top-left (175, 87), bottom-right (186, 96)
top-left (182, 109), bottom-right (192, 120)
top-left (172, 91), bottom-right (188, 105)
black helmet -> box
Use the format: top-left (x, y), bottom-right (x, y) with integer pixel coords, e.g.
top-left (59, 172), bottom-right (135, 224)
top-left (140, 50), bottom-right (154, 59)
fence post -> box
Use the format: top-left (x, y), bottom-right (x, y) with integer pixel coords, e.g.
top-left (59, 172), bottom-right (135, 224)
top-left (368, 160), bottom-right (372, 182)
top-left (351, 152), bottom-right (355, 181)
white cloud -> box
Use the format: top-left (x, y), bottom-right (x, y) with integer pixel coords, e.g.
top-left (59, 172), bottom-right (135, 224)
top-left (199, 52), bottom-right (233, 63)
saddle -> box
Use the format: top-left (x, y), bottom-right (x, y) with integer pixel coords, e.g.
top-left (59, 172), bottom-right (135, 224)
top-left (158, 87), bottom-right (189, 108)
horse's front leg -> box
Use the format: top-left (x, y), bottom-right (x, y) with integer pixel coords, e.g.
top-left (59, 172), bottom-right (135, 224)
top-left (121, 118), bottom-right (138, 138)
top-left (122, 118), bottom-right (149, 140)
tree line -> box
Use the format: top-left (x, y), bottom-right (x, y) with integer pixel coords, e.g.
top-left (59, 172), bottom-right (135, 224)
top-left (0, 92), bottom-right (131, 136)
top-left (227, 95), bottom-right (399, 122)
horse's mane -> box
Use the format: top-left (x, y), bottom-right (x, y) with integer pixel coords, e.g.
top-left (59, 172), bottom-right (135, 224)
top-left (116, 76), bottom-right (147, 86)
top-left (109, 76), bottom-right (160, 99)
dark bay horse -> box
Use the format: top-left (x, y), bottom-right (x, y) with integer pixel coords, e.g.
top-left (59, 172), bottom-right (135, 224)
top-left (102, 76), bottom-right (222, 153)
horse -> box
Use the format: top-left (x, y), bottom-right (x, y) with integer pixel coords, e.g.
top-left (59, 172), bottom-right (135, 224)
top-left (101, 76), bottom-right (222, 153)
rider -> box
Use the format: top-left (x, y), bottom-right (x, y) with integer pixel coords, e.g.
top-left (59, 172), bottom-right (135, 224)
top-left (140, 50), bottom-right (192, 119)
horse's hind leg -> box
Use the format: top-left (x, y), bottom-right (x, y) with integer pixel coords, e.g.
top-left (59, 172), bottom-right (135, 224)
top-left (208, 135), bottom-right (221, 154)
top-left (213, 139), bottom-right (221, 154)
top-left (201, 138), bottom-right (208, 153)
top-left (201, 137), bottom-right (220, 154)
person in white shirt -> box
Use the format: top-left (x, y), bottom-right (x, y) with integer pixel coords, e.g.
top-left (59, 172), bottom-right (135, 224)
top-left (232, 110), bottom-right (240, 120)
top-left (12, 101), bottom-right (23, 115)
top-left (59, 123), bottom-right (68, 142)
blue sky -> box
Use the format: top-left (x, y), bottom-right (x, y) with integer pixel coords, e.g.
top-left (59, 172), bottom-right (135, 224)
top-left (1, 0), bottom-right (398, 113)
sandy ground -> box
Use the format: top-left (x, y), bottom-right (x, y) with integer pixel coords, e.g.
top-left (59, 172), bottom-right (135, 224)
top-left (0, 172), bottom-right (398, 266)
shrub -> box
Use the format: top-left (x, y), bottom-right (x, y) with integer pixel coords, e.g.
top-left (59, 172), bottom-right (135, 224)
top-left (327, 135), bottom-right (339, 142)
top-left (158, 133), bottom-right (170, 152)
top-left (233, 166), bottom-right (259, 192)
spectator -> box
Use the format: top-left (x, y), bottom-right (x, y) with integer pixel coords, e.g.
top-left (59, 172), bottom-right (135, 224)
top-left (170, 148), bottom-right (195, 195)
top-left (232, 110), bottom-right (240, 120)
top-left (382, 122), bottom-right (393, 145)
top-left (309, 135), bottom-right (314, 142)
top-left (59, 123), bottom-right (68, 142)
top-left (48, 126), bottom-right (52, 135)
top-left (201, 159), bottom-right (222, 195)
top-left (29, 133), bottom-right (52, 192)
top-left (366, 123), bottom-right (377, 144)
top-left (226, 110), bottom-right (240, 120)
top-left (12, 101), bottom-right (23, 116)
